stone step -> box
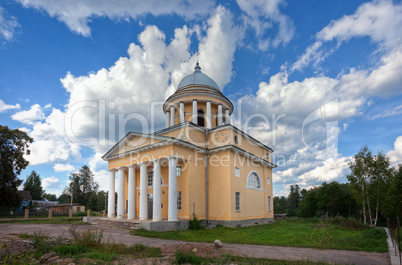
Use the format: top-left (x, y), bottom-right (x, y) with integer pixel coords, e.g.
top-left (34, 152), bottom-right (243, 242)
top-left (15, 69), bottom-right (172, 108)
top-left (97, 218), bottom-right (141, 230)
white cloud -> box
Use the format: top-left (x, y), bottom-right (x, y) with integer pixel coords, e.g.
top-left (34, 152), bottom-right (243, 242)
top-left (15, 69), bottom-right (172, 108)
top-left (0, 6), bottom-right (20, 43)
top-left (17, 0), bottom-right (214, 37)
top-left (0, 99), bottom-right (20, 112)
top-left (11, 104), bottom-right (45, 125)
top-left (53, 163), bottom-right (75, 172)
top-left (237, 0), bottom-right (295, 50)
top-left (370, 105), bottom-right (402, 120)
top-left (387, 136), bottom-right (402, 167)
top-left (42, 176), bottom-right (62, 190)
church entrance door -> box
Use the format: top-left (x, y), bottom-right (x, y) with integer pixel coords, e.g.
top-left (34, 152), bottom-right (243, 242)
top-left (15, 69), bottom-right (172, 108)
top-left (147, 193), bottom-right (153, 219)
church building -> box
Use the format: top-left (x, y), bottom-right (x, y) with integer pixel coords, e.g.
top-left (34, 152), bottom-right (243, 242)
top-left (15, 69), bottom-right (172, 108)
top-left (102, 63), bottom-right (276, 231)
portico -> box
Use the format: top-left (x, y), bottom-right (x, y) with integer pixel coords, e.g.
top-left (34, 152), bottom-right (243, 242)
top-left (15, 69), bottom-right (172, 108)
top-left (107, 155), bottom-right (179, 222)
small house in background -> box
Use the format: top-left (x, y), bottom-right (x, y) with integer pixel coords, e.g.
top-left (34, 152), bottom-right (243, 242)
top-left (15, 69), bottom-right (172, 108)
top-left (48, 204), bottom-right (85, 214)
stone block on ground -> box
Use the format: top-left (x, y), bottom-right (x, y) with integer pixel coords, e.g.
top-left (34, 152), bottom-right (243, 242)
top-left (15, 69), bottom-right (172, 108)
top-left (214, 239), bottom-right (223, 248)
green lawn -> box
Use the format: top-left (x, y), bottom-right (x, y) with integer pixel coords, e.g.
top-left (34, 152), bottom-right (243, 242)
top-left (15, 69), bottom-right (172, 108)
top-left (132, 218), bottom-right (388, 253)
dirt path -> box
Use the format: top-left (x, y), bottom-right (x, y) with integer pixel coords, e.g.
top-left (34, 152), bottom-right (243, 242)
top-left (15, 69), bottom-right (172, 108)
top-left (0, 223), bottom-right (390, 265)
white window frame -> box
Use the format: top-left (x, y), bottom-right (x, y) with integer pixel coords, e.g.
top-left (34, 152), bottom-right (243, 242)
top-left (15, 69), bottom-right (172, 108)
top-left (177, 165), bottom-right (182, 176)
top-left (235, 167), bottom-right (240, 177)
top-left (147, 170), bottom-right (164, 187)
top-left (246, 171), bottom-right (263, 190)
top-left (267, 177), bottom-right (270, 184)
top-left (268, 196), bottom-right (271, 212)
top-left (235, 192), bottom-right (240, 211)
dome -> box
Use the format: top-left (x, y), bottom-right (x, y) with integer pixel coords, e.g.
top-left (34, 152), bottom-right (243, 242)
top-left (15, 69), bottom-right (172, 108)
top-left (177, 64), bottom-right (220, 91)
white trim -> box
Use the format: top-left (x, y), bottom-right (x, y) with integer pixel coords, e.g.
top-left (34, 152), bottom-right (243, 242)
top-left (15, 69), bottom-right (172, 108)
top-left (244, 186), bottom-right (265, 192)
top-left (247, 170), bottom-right (262, 189)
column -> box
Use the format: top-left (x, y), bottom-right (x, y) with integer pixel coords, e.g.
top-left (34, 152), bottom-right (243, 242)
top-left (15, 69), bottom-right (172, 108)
top-left (127, 165), bottom-right (136, 219)
top-left (165, 111), bottom-right (170, 127)
top-left (225, 109), bottom-right (230, 124)
top-left (170, 105), bottom-right (175, 126)
top-left (206, 101), bottom-right (211, 129)
top-left (139, 163), bottom-right (148, 220)
top-left (218, 104), bottom-right (223, 126)
top-left (117, 167), bottom-right (125, 219)
top-left (152, 160), bottom-right (162, 221)
top-left (168, 156), bottom-right (178, 221)
top-left (107, 169), bottom-right (116, 218)
top-left (179, 102), bottom-right (185, 123)
top-left (192, 100), bottom-right (197, 125)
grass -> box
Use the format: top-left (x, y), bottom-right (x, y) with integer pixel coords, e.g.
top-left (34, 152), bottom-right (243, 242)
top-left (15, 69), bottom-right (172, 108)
top-left (171, 250), bottom-right (345, 265)
top-left (132, 218), bottom-right (388, 253)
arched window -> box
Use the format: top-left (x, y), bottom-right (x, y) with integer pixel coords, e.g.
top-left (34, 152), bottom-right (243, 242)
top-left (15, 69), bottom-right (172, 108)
top-left (247, 171), bottom-right (262, 189)
top-left (197, 109), bottom-right (205, 127)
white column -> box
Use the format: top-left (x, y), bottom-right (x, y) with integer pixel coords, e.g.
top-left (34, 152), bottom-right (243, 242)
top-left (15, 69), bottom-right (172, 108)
top-left (139, 163), bottom-right (148, 220)
top-left (168, 156), bottom-right (178, 221)
top-left (192, 100), bottom-right (197, 125)
top-left (218, 104), bottom-right (223, 126)
top-left (107, 169), bottom-right (116, 218)
top-left (127, 165), bottom-right (136, 219)
top-left (166, 111), bottom-right (170, 127)
top-left (179, 102), bottom-right (185, 123)
top-left (225, 109), bottom-right (230, 124)
top-left (206, 101), bottom-right (211, 129)
top-left (117, 167), bottom-right (125, 219)
top-left (152, 160), bottom-right (162, 221)
top-left (170, 106), bottom-right (175, 126)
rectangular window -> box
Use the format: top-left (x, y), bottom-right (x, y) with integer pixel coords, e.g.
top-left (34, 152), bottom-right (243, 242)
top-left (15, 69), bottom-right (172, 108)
top-left (235, 192), bottom-right (240, 211)
top-left (268, 196), bottom-right (271, 212)
top-left (147, 171), bottom-right (153, 187)
top-left (77, 207), bottom-right (80, 212)
top-left (177, 191), bottom-right (182, 211)
top-left (267, 177), bottom-right (270, 184)
top-left (235, 167), bottom-right (240, 177)
top-left (177, 166), bottom-right (182, 176)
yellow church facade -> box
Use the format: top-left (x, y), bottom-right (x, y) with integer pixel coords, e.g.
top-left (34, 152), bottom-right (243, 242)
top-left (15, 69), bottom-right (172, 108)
top-left (102, 64), bottom-right (276, 230)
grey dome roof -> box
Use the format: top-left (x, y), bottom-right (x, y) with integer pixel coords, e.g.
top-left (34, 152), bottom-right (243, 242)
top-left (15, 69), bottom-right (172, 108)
top-left (177, 64), bottom-right (220, 91)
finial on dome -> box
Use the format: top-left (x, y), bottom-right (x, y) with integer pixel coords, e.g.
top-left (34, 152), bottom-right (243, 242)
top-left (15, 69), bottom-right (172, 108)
top-left (195, 51), bottom-right (201, 71)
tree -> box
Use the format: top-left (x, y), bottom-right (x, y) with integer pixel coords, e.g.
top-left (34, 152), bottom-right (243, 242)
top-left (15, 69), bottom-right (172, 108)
top-left (64, 165), bottom-right (99, 207)
top-left (347, 146), bottom-right (392, 226)
top-left (383, 164), bottom-right (402, 220)
top-left (23, 170), bottom-right (44, 200)
top-left (273, 196), bottom-right (288, 214)
top-left (288, 184), bottom-right (301, 216)
top-left (0, 125), bottom-right (33, 208)
top-left (44, 193), bottom-right (57, 201)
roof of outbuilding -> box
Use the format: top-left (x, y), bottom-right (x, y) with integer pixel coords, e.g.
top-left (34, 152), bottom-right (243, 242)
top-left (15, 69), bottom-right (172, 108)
top-left (177, 63), bottom-right (220, 91)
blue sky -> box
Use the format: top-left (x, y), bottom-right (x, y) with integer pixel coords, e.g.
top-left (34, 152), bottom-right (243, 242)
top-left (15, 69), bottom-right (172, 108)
top-left (1, 0), bottom-right (401, 197)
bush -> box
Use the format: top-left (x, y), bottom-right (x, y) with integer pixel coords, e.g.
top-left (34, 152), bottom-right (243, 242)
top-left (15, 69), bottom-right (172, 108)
top-left (32, 230), bottom-right (52, 253)
top-left (328, 216), bottom-right (366, 230)
top-left (188, 213), bottom-right (203, 230)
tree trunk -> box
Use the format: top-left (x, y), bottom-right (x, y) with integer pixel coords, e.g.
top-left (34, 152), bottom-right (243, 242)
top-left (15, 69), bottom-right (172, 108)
top-left (374, 179), bottom-right (380, 227)
top-left (362, 183), bottom-right (366, 224)
top-left (366, 194), bottom-right (373, 226)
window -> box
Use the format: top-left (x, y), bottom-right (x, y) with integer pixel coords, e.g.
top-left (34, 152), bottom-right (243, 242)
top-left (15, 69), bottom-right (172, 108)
top-left (234, 135), bottom-right (238, 144)
top-left (147, 170), bottom-right (153, 187)
top-left (235, 192), bottom-right (240, 211)
top-left (177, 191), bottom-right (182, 211)
top-left (268, 196), bottom-right (271, 212)
top-left (235, 167), bottom-right (240, 177)
top-left (177, 166), bottom-right (182, 176)
top-left (267, 177), bottom-right (270, 184)
top-left (147, 170), bottom-right (163, 187)
top-left (197, 109), bottom-right (205, 127)
top-left (247, 171), bottom-right (262, 189)
top-left (77, 207), bottom-right (81, 212)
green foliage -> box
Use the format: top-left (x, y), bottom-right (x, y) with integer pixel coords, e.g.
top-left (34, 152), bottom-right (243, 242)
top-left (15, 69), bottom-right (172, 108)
top-left (43, 193), bottom-right (57, 201)
top-left (188, 213), bottom-right (204, 230)
top-left (287, 185), bottom-right (301, 216)
top-left (383, 164), bottom-right (402, 219)
top-left (23, 170), bottom-right (44, 200)
top-left (0, 125), bottom-right (33, 208)
top-left (31, 230), bottom-right (52, 253)
top-left (273, 196), bottom-right (288, 214)
top-left (173, 250), bottom-right (205, 264)
top-left (133, 218), bottom-right (388, 252)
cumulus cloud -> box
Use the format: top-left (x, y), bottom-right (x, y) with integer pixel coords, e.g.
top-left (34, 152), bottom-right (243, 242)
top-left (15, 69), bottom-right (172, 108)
top-left (42, 176), bottom-right (62, 190)
top-left (53, 163), bottom-right (75, 172)
top-left (0, 6), bottom-right (20, 43)
top-left (0, 99), bottom-right (20, 112)
top-left (236, 0), bottom-right (402, 194)
top-left (16, 0), bottom-right (214, 37)
top-left (237, 0), bottom-right (295, 50)
top-left (387, 136), bottom-right (402, 167)
top-left (292, 0), bottom-right (402, 72)
top-left (11, 104), bottom-right (45, 125)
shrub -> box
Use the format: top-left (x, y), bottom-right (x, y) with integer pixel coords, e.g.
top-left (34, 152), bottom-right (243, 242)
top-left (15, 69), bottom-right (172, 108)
top-left (32, 230), bottom-right (52, 253)
top-left (188, 213), bottom-right (204, 230)
top-left (172, 250), bottom-right (204, 265)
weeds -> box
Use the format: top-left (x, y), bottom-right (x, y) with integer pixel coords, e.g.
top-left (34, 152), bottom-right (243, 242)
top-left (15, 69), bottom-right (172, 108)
top-left (188, 213), bottom-right (204, 230)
